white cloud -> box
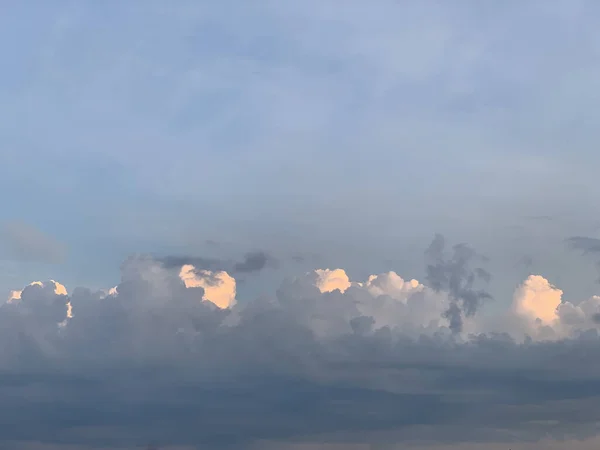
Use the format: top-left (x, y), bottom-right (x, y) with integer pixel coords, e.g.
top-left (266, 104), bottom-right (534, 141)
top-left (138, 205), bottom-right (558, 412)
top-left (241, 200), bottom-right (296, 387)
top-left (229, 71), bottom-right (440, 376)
top-left (179, 264), bottom-right (236, 308)
top-left (7, 290), bottom-right (21, 303)
top-left (363, 271), bottom-right (422, 300)
top-left (513, 275), bottom-right (562, 324)
top-left (314, 268), bottom-right (351, 293)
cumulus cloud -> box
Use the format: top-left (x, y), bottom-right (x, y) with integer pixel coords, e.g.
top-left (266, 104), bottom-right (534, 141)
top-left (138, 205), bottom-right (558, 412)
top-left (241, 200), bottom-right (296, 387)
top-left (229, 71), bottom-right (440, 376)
top-left (0, 222), bottom-right (67, 264)
top-left (179, 264), bottom-right (236, 308)
top-left (5, 246), bottom-right (600, 448)
top-left (7, 279), bottom-right (68, 305)
top-left (313, 268), bottom-right (351, 293)
top-left (513, 275), bottom-right (562, 324)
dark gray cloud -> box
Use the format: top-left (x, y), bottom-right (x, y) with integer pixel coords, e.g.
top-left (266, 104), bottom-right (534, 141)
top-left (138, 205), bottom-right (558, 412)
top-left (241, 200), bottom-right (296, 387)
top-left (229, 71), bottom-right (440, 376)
top-left (425, 234), bottom-right (492, 333)
top-left (158, 250), bottom-right (277, 275)
top-left (4, 324), bottom-right (600, 448)
top-left (3, 242), bottom-right (600, 448)
top-left (566, 236), bottom-right (600, 254)
top-left (232, 251), bottom-right (274, 273)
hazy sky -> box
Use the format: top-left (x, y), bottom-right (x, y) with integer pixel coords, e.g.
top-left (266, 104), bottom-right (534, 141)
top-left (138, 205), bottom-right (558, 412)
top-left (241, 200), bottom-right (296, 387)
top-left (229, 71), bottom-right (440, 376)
top-left (3, 1), bottom-right (600, 449)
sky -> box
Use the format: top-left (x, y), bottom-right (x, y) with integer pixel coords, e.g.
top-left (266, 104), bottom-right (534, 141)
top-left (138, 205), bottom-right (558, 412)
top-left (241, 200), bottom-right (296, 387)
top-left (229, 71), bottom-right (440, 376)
top-left (3, 0), bottom-right (600, 448)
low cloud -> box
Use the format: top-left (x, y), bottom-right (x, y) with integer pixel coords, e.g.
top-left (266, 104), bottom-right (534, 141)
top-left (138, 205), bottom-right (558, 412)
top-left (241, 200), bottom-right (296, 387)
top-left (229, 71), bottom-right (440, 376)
top-left (513, 275), bottom-right (562, 324)
top-left (3, 239), bottom-right (600, 448)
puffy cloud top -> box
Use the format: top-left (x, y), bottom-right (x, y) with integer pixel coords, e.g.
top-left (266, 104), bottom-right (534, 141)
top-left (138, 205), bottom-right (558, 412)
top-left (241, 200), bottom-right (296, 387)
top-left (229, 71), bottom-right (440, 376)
top-left (314, 268), bottom-right (351, 293)
top-left (513, 275), bottom-right (562, 324)
top-left (363, 271), bottom-right (422, 300)
top-left (6, 265), bottom-right (600, 354)
top-left (7, 279), bottom-right (68, 302)
top-left (179, 264), bottom-right (237, 308)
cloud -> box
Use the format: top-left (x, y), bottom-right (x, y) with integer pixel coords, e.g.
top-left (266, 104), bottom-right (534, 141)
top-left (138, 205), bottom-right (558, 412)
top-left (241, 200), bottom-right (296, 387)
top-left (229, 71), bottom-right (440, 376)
top-left (513, 275), bottom-right (562, 324)
top-left (8, 279), bottom-right (68, 303)
top-left (158, 250), bottom-right (277, 276)
top-left (179, 264), bottom-right (236, 308)
top-left (233, 251), bottom-right (277, 273)
top-left (313, 268), bottom-right (351, 293)
top-left (3, 0), bottom-right (600, 447)
top-left (4, 242), bottom-right (600, 448)
top-left (567, 236), bottom-right (600, 254)
top-left (0, 222), bottom-right (66, 264)
top-left (425, 234), bottom-right (492, 332)
top-left (259, 436), bottom-right (600, 450)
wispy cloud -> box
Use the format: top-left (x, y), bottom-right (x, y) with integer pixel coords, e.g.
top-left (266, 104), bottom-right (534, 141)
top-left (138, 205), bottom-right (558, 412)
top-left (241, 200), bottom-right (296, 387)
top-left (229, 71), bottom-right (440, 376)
top-left (0, 221), bottom-right (66, 264)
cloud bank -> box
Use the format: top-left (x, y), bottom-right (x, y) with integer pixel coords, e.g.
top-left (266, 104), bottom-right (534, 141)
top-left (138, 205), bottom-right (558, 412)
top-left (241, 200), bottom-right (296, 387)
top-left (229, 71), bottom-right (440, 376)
top-left (4, 238), bottom-right (600, 448)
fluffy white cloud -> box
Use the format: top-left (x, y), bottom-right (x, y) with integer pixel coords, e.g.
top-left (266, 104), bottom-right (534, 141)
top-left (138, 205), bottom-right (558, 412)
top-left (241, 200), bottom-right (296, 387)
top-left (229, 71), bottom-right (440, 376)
top-left (513, 275), bottom-right (562, 325)
top-left (314, 268), bottom-right (351, 293)
top-left (363, 271), bottom-right (422, 299)
top-left (179, 264), bottom-right (237, 308)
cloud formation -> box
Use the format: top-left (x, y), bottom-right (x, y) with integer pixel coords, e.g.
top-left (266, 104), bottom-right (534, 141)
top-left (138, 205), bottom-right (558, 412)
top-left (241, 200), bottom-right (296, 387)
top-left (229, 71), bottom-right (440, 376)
top-left (179, 264), bottom-right (236, 308)
top-left (425, 234), bottom-right (492, 332)
top-left (513, 275), bottom-right (562, 324)
top-left (4, 237), bottom-right (600, 448)
top-left (158, 251), bottom-right (277, 276)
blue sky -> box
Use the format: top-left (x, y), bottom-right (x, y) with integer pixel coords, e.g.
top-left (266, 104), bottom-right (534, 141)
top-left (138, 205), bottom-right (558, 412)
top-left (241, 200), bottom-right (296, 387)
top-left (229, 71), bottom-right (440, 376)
top-left (4, 0), bottom-right (600, 299)
top-left (3, 2), bottom-right (600, 448)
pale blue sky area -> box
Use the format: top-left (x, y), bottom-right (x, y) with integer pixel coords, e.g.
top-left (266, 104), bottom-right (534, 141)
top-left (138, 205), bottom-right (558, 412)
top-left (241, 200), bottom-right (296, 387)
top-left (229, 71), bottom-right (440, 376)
top-left (2, 0), bottom-right (600, 303)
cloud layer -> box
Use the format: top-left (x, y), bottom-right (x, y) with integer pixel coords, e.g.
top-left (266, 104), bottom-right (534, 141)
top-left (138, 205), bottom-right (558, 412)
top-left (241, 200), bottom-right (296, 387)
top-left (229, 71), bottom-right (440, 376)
top-left (5, 239), bottom-right (600, 448)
